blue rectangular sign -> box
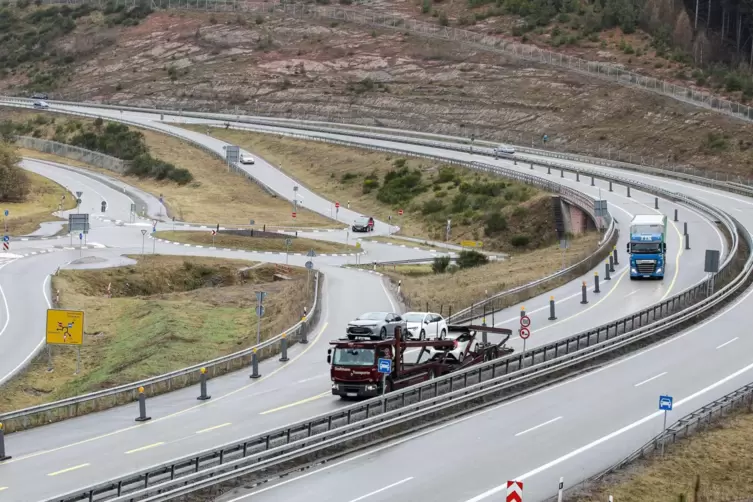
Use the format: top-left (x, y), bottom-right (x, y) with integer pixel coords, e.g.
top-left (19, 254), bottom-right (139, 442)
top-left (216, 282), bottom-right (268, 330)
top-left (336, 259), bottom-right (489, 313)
top-left (377, 358), bottom-right (392, 374)
top-left (659, 395), bottom-right (673, 411)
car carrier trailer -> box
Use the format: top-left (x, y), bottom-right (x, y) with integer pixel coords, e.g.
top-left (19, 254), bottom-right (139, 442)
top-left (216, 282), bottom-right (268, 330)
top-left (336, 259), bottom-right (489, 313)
top-left (327, 324), bottom-right (513, 398)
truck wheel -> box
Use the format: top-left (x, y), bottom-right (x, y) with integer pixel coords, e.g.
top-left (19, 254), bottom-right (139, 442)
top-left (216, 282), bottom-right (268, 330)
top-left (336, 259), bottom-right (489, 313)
top-left (420, 329), bottom-right (426, 340)
top-left (380, 327), bottom-right (387, 339)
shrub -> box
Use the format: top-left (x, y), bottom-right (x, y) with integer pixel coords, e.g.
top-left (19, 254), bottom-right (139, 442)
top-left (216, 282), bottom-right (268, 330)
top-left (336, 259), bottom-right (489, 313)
top-left (0, 143), bottom-right (29, 202)
top-left (362, 171), bottom-right (380, 194)
top-left (376, 167), bottom-right (425, 205)
top-left (456, 250), bottom-right (488, 269)
top-left (340, 172), bottom-right (358, 183)
top-left (422, 198), bottom-right (445, 214)
top-left (422, 0), bottom-right (431, 13)
top-left (484, 211), bottom-right (507, 235)
top-left (510, 234), bottom-right (530, 247)
top-left (432, 255), bottom-right (451, 274)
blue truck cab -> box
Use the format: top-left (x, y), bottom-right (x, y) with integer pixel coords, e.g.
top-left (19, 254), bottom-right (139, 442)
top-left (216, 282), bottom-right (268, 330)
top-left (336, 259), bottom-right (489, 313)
top-left (627, 214), bottom-right (667, 279)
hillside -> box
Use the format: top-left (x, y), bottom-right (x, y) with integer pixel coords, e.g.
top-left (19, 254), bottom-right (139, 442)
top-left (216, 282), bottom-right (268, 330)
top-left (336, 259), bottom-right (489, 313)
top-left (1, 3), bottom-right (752, 179)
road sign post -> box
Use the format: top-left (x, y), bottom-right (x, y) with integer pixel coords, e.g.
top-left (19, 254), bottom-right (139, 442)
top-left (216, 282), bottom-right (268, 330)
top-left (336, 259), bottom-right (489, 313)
top-left (46, 309), bottom-right (85, 374)
top-left (659, 395), bottom-right (673, 456)
top-left (378, 358), bottom-right (392, 395)
top-left (306, 249), bottom-right (316, 294)
top-left (520, 314), bottom-right (531, 364)
top-left (285, 237), bottom-right (292, 265)
top-left (335, 201), bottom-right (340, 221)
top-left (141, 229), bottom-right (147, 254)
top-left (3, 209), bottom-right (7, 234)
top-left (255, 291), bottom-right (267, 346)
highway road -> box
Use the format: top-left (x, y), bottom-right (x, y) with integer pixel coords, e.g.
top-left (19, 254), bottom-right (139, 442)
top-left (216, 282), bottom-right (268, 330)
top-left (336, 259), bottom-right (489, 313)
top-left (0, 101), bottom-right (737, 501)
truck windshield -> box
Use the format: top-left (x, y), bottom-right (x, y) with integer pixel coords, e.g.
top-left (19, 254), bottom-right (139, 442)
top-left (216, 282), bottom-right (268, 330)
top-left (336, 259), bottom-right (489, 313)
top-left (631, 242), bottom-right (662, 253)
top-left (631, 224), bottom-right (663, 234)
top-left (333, 348), bottom-right (375, 367)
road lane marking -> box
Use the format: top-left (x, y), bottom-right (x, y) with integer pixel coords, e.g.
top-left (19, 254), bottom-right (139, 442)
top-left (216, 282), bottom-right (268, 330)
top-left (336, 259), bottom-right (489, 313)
top-left (125, 442), bottom-right (164, 454)
top-left (624, 290), bottom-right (638, 298)
top-left (47, 463), bottom-right (90, 476)
top-left (634, 372), bottom-right (667, 387)
top-left (2, 320), bottom-right (330, 466)
top-left (347, 477), bottom-right (414, 502)
top-left (196, 423), bottom-right (231, 434)
top-left (716, 337), bottom-right (738, 349)
top-left (260, 392), bottom-right (331, 415)
top-left (379, 277), bottom-right (396, 312)
top-left (0, 487), bottom-right (7, 492)
top-left (514, 417), bottom-right (562, 437)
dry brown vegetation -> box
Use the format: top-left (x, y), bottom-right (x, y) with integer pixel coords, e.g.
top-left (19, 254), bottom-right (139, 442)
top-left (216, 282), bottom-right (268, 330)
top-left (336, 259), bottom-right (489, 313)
top-left (379, 231), bottom-right (600, 311)
top-left (572, 409), bottom-right (753, 502)
top-left (155, 230), bottom-right (357, 254)
top-left (0, 169), bottom-right (76, 236)
top-left (0, 107), bottom-right (333, 227)
top-left (0, 255), bottom-right (311, 412)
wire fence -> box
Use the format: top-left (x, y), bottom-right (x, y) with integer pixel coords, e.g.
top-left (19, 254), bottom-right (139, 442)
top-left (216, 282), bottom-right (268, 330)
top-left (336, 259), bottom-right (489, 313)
top-left (14, 136), bottom-right (129, 173)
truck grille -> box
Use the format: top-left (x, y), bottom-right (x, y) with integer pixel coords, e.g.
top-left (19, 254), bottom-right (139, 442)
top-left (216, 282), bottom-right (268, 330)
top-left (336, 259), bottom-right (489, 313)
top-left (636, 261), bottom-right (656, 274)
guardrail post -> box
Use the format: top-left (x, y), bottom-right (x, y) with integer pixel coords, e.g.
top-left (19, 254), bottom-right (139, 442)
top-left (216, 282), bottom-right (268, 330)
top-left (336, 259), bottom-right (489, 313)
top-left (197, 368), bottom-right (211, 401)
top-left (613, 246), bottom-right (619, 265)
top-left (685, 233), bottom-right (690, 250)
top-left (609, 181), bottom-right (613, 192)
top-left (683, 222), bottom-right (688, 235)
top-left (594, 272), bottom-right (600, 293)
top-left (627, 186), bottom-right (631, 198)
top-left (674, 208), bottom-right (678, 222)
top-left (135, 387), bottom-right (151, 422)
top-left (250, 348), bottom-right (261, 379)
top-left (609, 254), bottom-right (615, 272)
top-left (591, 176), bottom-right (595, 186)
top-left (581, 281), bottom-right (588, 304)
top-left (0, 423), bottom-right (10, 461)
top-left (280, 334), bottom-right (289, 362)
top-left (548, 296), bottom-right (557, 320)
top-left (560, 168), bottom-right (564, 178)
top-left (654, 197), bottom-right (659, 209)
top-left (605, 261), bottom-right (611, 280)
top-left (547, 166), bottom-right (551, 175)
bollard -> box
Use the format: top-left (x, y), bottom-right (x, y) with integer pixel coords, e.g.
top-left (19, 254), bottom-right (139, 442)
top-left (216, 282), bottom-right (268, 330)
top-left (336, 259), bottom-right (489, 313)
top-left (560, 169), bottom-right (564, 178)
top-left (0, 423), bottom-right (10, 461)
top-left (197, 367), bottom-right (211, 401)
top-left (594, 272), bottom-right (601, 293)
top-left (591, 176), bottom-right (595, 186)
top-left (280, 334), bottom-right (289, 362)
top-left (609, 254), bottom-right (615, 272)
top-left (135, 386), bottom-right (151, 422)
top-left (548, 296), bottom-right (557, 320)
top-left (547, 166), bottom-right (551, 175)
top-left (655, 197), bottom-right (659, 209)
top-left (683, 222), bottom-right (688, 235)
top-left (300, 323), bottom-right (309, 344)
top-left (529, 163), bottom-right (533, 170)
top-left (685, 233), bottom-right (690, 250)
top-left (609, 181), bottom-right (613, 192)
top-left (674, 208), bottom-right (678, 222)
top-left (605, 261), bottom-right (611, 280)
top-left (613, 246), bottom-right (619, 265)
top-left (627, 186), bottom-right (631, 198)
top-left (576, 172), bottom-right (580, 182)
top-left (581, 281), bottom-right (588, 304)
top-left (520, 306), bottom-right (526, 318)
top-left (250, 348), bottom-right (261, 379)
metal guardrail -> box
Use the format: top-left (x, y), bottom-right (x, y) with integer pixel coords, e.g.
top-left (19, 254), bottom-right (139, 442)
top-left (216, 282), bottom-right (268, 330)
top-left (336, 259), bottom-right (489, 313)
top-left (49, 212), bottom-right (750, 502)
top-left (0, 272), bottom-right (322, 433)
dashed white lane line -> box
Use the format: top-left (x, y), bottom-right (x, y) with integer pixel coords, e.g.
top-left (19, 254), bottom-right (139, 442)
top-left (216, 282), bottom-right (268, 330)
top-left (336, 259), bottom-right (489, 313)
top-left (716, 337), bottom-right (738, 349)
top-left (634, 371), bottom-right (667, 387)
top-left (514, 416), bottom-right (563, 437)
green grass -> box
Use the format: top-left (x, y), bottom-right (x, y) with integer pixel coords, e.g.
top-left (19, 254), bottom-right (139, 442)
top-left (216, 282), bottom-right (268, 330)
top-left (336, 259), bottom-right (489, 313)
top-left (155, 230), bottom-right (358, 254)
top-left (2, 170), bottom-right (76, 236)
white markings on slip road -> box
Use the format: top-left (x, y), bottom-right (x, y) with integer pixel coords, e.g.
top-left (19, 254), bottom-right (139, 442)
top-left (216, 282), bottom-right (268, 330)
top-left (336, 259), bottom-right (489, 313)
top-left (634, 372), bottom-right (667, 387)
top-left (126, 442), bottom-right (165, 454)
top-left (716, 337), bottom-right (738, 349)
top-left (514, 417), bottom-right (562, 437)
top-left (196, 423), bottom-right (231, 434)
top-left (47, 463), bottom-right (90, 476)
top-left (624, 290), bottom-right (638, 298)
top-left (346, 477), bottom-right (414, 502)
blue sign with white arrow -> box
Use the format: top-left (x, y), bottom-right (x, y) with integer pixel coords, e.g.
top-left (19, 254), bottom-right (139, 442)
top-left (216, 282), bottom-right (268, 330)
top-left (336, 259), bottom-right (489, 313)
top-left (659, 395), bottom-right (673, 411)
top-left (3, 210), bottom-right (7, 217)
top-left (377, 358), bottom-right (392, 374)
top-left (2, 235), bottom-right (8, 242)
top-left (79, 233), bottom-right (83, 240)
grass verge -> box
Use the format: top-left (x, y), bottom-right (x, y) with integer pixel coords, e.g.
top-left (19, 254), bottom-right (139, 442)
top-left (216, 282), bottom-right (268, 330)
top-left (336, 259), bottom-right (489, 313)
top-left (572, 409), bottom-right (753, 502)
top-left (0, 255), bottom-right (311, 413)
top-left (0, 108), bottom-right (334, 227)
top-left (154, 230), bottom-right (358, 255)
top-left (2, 170), bottom-right (76, 236)
top-left (378, 232), bottom-right (600, 312)
top-left (178, 126), bottom-right (556, 252)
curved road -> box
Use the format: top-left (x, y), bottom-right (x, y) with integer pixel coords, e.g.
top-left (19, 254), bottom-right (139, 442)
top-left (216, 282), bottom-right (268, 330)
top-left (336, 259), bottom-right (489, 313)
top-left (0, 102), bottom-right (733, 501)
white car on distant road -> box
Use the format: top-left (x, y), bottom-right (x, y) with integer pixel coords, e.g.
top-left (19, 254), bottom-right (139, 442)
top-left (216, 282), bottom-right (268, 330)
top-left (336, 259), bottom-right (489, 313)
top-left (493, 144), bottom-right (515, 156)
top-left (33, 100), bottom-right (49, 109)
top-left (403, 312), bottom-right (447, 340)
top-left (425, 329), bottom-right (474, 362)
top-left (239, 153), bottom-right (255, 164)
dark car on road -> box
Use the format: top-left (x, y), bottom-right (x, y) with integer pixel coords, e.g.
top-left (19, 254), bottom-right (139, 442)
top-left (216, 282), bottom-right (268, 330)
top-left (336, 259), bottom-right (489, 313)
top-left (352, 216), bottom-right (374, 232)
top-left (346, 312), bottom-right (407, 339)
top-left (31, 93), bottom-right (49, 100)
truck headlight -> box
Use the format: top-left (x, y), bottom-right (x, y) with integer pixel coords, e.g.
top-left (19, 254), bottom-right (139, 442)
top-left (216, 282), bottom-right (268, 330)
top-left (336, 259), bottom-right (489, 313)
top-left (365, 385), bottom-right (376, 391)
top-left (656, 267), bottom-right (662, 274)
top-left (332, 383), bottom-right (339, 390)
top-left (631, 267), bottom-right (637, 273)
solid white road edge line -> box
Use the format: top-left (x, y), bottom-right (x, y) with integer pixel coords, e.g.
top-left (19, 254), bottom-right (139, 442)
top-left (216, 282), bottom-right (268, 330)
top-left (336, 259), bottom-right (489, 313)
top-left (716, 337), bottom-right (739, 349)
top-left (345, 477), bottom-right (414, 502)
top-left (379, 276), bottom-right (397, 312)
top-left (633, 372), bottom-right (668, 387)
top-left (514, 417), bottom-right (563, 437)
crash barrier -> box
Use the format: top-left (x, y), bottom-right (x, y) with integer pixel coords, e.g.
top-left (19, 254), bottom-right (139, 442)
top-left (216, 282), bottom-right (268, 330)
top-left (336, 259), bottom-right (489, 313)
top-left (5, 96), bottom-right (753, 199)
top-left (15, 136), bottom-right (128, 174)
top-left (0, 272), bottom-right (322, 433)
top-left (49, 218), bottom-right (752, 502)
top-left (556, 380), bottom-right (753, 501)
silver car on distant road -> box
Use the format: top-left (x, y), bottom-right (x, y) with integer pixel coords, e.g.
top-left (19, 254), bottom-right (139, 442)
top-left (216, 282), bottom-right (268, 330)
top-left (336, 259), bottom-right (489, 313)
top-left (346, 312), bottom-right (407, 339)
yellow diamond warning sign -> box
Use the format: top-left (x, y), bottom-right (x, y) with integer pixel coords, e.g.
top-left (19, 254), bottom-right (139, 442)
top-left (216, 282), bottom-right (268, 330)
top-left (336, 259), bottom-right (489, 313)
top-left (46, 309), bottom-right (85, 345)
